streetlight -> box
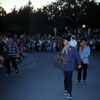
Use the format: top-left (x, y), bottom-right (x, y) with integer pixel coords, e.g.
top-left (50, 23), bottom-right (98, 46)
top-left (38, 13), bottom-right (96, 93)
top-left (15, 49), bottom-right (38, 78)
top-left (82, 24), bottom-right (86, 28)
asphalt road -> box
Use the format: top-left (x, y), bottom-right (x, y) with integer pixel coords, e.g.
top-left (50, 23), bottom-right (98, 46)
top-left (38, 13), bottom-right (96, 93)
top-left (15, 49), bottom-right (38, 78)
top-left (0, 51), bottom-right (100, 100)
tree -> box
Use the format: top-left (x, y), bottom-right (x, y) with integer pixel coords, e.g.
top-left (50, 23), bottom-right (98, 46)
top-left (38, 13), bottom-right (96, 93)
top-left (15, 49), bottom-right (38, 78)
top-left (0, 0), bottom-right (100, 35)
top-left (0, 6), bottom-right (6, 32)
top-left (17, 0), bottom-right (34, 34)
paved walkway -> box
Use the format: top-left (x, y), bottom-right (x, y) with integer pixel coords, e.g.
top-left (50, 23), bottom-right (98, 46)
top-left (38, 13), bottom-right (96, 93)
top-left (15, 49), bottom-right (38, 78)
top-left (0, 51), bottom-right (100, 100)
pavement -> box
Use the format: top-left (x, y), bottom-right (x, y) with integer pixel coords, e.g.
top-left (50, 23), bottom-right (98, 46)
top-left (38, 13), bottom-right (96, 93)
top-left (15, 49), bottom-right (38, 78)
top-left (0, 51), bottom-right (100, 100)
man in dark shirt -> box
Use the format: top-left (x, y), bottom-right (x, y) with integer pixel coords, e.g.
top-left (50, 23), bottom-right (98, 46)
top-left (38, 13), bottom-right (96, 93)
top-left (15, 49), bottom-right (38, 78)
top-left (62, 36), bottom-right (81, 98)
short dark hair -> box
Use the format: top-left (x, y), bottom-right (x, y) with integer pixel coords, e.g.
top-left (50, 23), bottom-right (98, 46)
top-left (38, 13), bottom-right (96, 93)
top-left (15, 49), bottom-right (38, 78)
top-left (63, 35), bottom-right (71, 41)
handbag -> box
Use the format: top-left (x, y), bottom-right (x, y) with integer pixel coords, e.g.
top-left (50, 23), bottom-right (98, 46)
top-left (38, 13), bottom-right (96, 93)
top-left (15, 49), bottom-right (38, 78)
top-left (55, 53), bottom-right (67, 67)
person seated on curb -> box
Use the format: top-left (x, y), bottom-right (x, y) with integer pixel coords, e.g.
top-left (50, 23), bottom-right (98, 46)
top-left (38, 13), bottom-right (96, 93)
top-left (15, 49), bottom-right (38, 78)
top-left (0, 56), bottom-right (4, 68)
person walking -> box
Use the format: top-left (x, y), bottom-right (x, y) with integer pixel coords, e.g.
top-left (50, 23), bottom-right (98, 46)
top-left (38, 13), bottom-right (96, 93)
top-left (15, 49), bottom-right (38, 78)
top-left (62, 36), bottom-right (81, 99)
top-left (6, 35), bottom-right (19, 76)
top-left (76, 39), bottom-right (90, 84)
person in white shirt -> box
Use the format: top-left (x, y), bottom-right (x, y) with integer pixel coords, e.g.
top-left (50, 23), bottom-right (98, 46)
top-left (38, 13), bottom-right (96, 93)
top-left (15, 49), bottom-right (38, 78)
top-left (70, 36), bottom-right (77, 48)
top-left (53, 40), bottom-right (56, 51)
top-left (39, 39), bottom-right (42, 51)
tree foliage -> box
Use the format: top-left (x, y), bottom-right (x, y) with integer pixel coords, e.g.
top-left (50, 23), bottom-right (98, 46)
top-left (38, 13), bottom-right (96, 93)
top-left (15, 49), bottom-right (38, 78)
top-left (0, 0), bottom-right (100, 35)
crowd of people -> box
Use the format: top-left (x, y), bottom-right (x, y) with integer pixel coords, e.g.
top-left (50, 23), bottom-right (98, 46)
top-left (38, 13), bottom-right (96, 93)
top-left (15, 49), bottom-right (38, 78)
top-left (0, 30), bottom-right (100, 69)
top-left (0, 29), bottom-right (100, 98)
top-left (0, 34), bottom-right (63, 69)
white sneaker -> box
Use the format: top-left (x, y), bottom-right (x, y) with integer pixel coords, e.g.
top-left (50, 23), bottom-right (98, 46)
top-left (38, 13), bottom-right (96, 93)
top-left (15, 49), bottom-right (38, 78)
top-left (67, 93), bottom-right (72, 99)
top-left (64, 90), bottom-right (68, 95)
top-left (81, 80), bottom-right (85, 84)
top-left (75, 80), bottom-right (80, 85)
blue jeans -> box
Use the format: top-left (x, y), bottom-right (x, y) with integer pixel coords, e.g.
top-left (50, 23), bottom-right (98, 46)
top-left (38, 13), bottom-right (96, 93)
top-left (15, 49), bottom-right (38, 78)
top-left (64, 71), bottom-right (73, 95)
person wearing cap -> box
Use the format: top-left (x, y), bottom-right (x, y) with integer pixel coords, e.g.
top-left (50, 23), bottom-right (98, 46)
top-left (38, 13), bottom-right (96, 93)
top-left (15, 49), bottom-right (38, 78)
top-left (76, 39), bottom-right (90, 84)
top-left (70, 36), bottom-right (77, 48)
top-left (62, 36), bottom-right (81, 98)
